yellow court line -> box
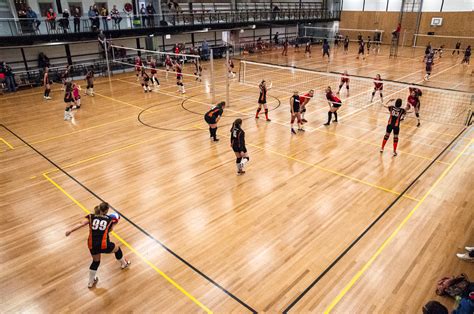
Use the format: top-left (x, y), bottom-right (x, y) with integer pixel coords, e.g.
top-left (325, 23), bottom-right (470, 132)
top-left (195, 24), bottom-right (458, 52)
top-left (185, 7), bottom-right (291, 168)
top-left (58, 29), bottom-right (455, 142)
top-left (324, 138), bottom-right (474, 314)
top-left (42, 172), bottom-right (212, 313)
top-left (0, 137), bottom-right (14, 149)
top-left (193, 126), bottom-right (419, 202)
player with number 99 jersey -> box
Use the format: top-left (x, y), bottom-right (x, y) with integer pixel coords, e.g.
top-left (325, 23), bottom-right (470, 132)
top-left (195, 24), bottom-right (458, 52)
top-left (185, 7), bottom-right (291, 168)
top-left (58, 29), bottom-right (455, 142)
top-left (87, 213), bottom-right (118, 254)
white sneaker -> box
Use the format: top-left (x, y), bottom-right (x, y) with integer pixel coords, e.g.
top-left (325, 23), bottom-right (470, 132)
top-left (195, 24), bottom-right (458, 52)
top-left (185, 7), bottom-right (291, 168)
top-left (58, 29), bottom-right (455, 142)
top-left (465, 247), bottom-right (474, 252)
top-left (456, 253), bottom-right (474, 261)
top-left (88, 277), bottom-right (99, 288)
top-left (121, 260), bottom-right (131, 269)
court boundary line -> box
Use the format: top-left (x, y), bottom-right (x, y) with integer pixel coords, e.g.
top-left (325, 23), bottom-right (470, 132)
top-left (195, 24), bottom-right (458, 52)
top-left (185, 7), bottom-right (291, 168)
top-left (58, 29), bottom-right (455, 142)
top-left (0, 123), bottom-right (258, 314)
top-left (0, 137), bottom-right (14, 150)
top-left (324, 136), bottom-right (474, 313)
top-left (282, 125), bottom-right (469, 312)
top-left (42, 172), bottom-right (212, 313)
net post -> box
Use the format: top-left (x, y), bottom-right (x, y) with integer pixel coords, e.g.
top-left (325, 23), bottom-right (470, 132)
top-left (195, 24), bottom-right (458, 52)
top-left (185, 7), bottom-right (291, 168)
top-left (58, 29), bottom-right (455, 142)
top-left (226, 48), bottom-right (230, 107)
top-left (210, 48), bottom-right (215, 104)
top-left (104, 38), bottom-right (111, 79)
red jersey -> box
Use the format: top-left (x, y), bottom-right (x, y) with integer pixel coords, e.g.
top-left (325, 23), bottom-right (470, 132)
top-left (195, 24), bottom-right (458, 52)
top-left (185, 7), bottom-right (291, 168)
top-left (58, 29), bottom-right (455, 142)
top-left (326, 92), bottom-right (342, 105)
top-left (341, 73), bottom-right (350, 83)
top-left (409, 87), bottom-right (422, 98)
top-left (407, 95), bottom-right (419, 107)
top-left (176, 65), bottom-right (182, 79)
top-left (174, 47), bottom-right (180, 54)
top-left (299, 93), bottom-right (313, 105)
top-left (374, 78), bottom-right (383, 90)
top-left (150, 61), bottom-right (157, 74)
top-left (165, 57), bottom-right (172, 66)
top-left (135, 58), bottom-right (142, 71)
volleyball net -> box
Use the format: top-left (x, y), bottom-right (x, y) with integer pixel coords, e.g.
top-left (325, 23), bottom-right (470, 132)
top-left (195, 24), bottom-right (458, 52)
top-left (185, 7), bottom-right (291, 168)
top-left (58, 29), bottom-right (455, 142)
top-left (412, 34), bottom-right (474, 52)
top-left (301, 26), bottom-right (384, 45)
top-left (239, 60), bottom-right (472, 126)
top-left (109, 45), bottom-right (203, 79)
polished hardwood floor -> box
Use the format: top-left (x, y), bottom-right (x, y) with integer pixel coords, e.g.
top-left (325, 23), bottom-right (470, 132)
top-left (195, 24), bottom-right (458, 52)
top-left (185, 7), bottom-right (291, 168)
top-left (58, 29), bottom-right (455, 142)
top-left (1, 45), bottom-right (472, 313)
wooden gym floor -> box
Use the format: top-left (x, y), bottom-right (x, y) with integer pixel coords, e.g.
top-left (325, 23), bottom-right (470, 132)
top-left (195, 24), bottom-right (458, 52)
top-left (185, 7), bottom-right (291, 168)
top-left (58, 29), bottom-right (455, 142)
top-left (1, 45), bottom-right (473, 313)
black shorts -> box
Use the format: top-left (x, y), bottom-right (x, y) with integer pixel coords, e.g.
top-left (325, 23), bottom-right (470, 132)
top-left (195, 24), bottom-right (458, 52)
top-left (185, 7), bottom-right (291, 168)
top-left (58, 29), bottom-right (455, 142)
top-left (426, 65), bottom-right (432, 72)
top-left (232, 146), bottom-right (247, 153)
top-left (258, 100), bottom-right (266, 105)
top-left (332, 103), bottom-right (342, 108)
top-left (386, 124), bottom-right (400, 135)
top-left (204, 115), bottom-right (216, 124)
top-left (89, 242), bottom-right (115, 255)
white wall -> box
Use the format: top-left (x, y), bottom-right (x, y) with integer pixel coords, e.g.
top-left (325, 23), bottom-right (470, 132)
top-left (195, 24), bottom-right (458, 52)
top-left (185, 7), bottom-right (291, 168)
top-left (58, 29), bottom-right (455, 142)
top-left (364, 0), bottom-right (387, 11)
top-left (342, 0), bottom-right (364, 11)
top-left (421, 0), bottom-right (443, 12)
top-left (441, 0), bottom-right (473, 12)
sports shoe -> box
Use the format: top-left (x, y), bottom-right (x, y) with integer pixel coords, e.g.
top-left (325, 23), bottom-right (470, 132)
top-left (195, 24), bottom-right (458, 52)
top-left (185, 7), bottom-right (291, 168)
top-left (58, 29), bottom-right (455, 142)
top-left (298, 128), bottom-right (305, 132)
top-left (302, 119), bottom-right (308, 123)
top-left (323, 122), bottom-right (330, 126)
top-left (121, 260), bottom-right (131, 269)
top-left (291, 128), bottom-right (296, 134)
top-left (266, 118), bottom-right (271, 122)
top-left (88, 277), bottom-right (99, 288)
top-left (456, 253), bottom-right (474, 261)
top-left (380, 149), bottom-right (384, 153)
top-left (417, 122), bottom-right (421, 127)
top-left (333, 120), bottom-right (338, 123)
top-left (393, 151), bottom-right (398, 156)
top-left (237, 170), bottom-right (246, 175)
top-left (213, 138), bottom-right (219, 142)
top-left (465, 247), bottom-right (474, 252)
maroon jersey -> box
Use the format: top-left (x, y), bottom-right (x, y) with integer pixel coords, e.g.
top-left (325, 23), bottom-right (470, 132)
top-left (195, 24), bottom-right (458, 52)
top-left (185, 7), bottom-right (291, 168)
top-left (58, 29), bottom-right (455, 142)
top-left (165, 57), bottom-right (172, 66)
top-left (150, 61), bottom-right (157, 74)
top-left (326, 92), bottom-right (342, 105)
top-left (341, 74), bottom-right (349, 83)
top-left (135, 58), bottom-right (142, 71)
top-left (374, 78), bottom-right (383, 90)
top-left (176, 65), bottom-right (182, 79)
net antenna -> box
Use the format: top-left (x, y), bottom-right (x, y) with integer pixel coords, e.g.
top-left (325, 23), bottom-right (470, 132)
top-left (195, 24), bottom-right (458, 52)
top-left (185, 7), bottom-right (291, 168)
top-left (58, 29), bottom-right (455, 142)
top-left (239, 60), bottom-right (473, 127)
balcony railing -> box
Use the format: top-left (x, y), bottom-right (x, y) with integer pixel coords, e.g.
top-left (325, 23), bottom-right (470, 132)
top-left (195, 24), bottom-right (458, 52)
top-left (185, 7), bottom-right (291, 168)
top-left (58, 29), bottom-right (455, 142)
top-left (0, 10), bottom-right (340, 37)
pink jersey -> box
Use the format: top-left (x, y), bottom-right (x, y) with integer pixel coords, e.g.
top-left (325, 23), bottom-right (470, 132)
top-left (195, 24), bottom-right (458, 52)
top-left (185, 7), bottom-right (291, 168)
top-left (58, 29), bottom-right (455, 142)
top-left (73, 86), bottom-right (80, 99)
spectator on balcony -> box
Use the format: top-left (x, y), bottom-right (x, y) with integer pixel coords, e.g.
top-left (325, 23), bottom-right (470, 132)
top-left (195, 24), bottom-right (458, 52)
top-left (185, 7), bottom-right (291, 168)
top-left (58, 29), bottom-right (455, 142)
top-left (2, 62), bottom-right (16, 92)
top-left (139, 4), bottom-right (147, 27)
top-left (110, 5), bottom-right (122, 29)
top-left (60, 9), bottom-right (70, 33)
top-left (274, 32), bottom-right (279, 45)
top-left (18, 7), bottom-right (29, 33)
top-left (100, 6), bottom-right (109, 30)
top-left (26, 7), bottom-right (40, 32)
top-left (88, 6), bottom-right (99, 31)
top-left (272, 5), bottom-right (280, 20)
top-left (73, 7), bottom-right (81, 32)
top-left (146, 2), bottom-right (156, 27)
top-left (46, 8), bottom-right (57, 31)
top-left (173, 1), bottom-right (182, 14)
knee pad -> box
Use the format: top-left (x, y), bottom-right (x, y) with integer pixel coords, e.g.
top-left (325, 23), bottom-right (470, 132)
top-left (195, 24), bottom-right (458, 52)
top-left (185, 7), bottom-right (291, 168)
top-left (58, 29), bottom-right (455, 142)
top-left (415, 113), bottom-right (419, 118)
top-left (90, 260), bottom-right (100, 270)
top-left (115, 247), bottom-right (123, 260)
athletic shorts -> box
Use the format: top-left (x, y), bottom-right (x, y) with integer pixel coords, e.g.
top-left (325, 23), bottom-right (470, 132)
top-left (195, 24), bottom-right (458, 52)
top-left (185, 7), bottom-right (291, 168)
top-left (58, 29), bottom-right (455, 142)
top-left (232, 145), bottom-right (247, 153)
top-left (426, 65), bottom-right (432, 72)
top-left (204, 115), bottom-right (216, 125)
top-left (89, 242), bottom-right (115, 255)
top-left (332, 103), bottom-right (342, 108)
top-left (258, 99), bottom-right (266, 105)
top-left (386, 124), bottom-right (400, 135)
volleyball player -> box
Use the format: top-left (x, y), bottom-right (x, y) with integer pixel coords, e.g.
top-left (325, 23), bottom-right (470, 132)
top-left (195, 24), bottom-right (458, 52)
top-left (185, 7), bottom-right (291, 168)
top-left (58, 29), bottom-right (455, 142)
top-left (305, 41), bottom-right (311, 57)
top-left (452, 42), bottom-right (461, 55)
top-left (337, 70), bottom-right (350, 95)
top-left (322, 40), bottom-right (330, 62)
top-left (406, 87), bottom-right (422, 127)
top-left (230, 118), bottom-right (249, 175)
top-left (43, 67), bottom-right (52, 100)
top-left (461, 45), bottom-right (471, 64)
top-left (343, 36), bottom-right (349, 54)
top-left (324, 86), bottom-right (342, 126)
top-left (290, 91), bottom-right (304, 134)
top-left (282, 39), bottom-right (288, 56)
top-left (370, 74), bottom-right (383, 103)
top-left (140, 68), bottom-right (151, 93)
top-left (423, 42), bottom-right (432, 62)
top-left (149, 58), bottom-right (160, 89)
top-left (63, 82), bottom-right (75, 121)
top-left (65, 202), bottom-right (131, 288)
top-left (356, 39), bottom-right (366, 60)
top-left (424, 52), bottom-right (434, 81)
top-left (380, 98), bottom-right (410, 156)
top-left (135, 56), bottom-right (142, 81)
top-left (227, 58), bottom-right (236, 78)
top-left (72, 82), bottom-right (81, 108)
top-left (204, 101), bottom-right (225, 141)
top-left (61, 65), bottom-right (71, 90)
top-left (193, 59), bottom-right (202, 82)
top-left (175, 60), bottom-right (185, 94)
top-left (85, 67), bottom-right (95, 96)
top-left (299, 89), bottom-right (314, 123)
top-left (366, 36), bottom-right (371, 55)
top-left (165, 55), bottom-right (173, 78)
top-left (255, 80), bottom-right (272, 121)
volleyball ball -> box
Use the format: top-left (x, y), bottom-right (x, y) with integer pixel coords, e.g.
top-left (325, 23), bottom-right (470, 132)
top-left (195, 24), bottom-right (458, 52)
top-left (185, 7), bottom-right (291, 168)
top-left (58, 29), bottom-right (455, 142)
top-left (108, 212), bottom-right (120, 223)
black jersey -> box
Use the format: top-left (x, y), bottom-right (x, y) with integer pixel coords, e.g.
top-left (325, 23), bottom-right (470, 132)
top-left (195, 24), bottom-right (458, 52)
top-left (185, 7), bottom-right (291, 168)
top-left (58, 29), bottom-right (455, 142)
top-left (205, 106), bottom-right (223, 120)
top-left (86, 214), bottom-right (115, 250)
top-left (258, 84), bottom-right (267, 104)
top-left (465, 47), bottom-right (471, 57)
top-left (344, 38), bottom-right (349, 48)
top-left (291, 95), bottom-right (300, 112)
top-left (64, 91), bottom-right (73, 103)
top-left (387, 106), bottom-right (406, 127)
top-left (230, 126), bottom-right (245, 150)
top-left (358, 40), bottom-right (365, 52)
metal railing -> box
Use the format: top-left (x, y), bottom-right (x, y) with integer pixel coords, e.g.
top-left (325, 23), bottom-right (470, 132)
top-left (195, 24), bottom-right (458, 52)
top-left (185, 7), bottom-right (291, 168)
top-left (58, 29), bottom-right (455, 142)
top-left (0, 9), bottom-right (340, 37)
